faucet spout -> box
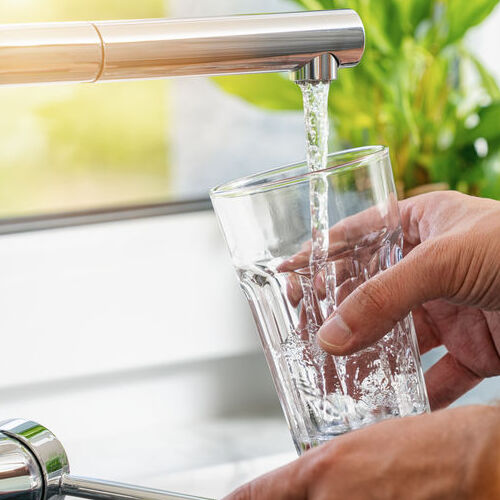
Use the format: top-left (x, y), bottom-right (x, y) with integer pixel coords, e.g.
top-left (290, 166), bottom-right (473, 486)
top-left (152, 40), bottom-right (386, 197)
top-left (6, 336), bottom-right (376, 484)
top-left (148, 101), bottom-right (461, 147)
top-left (0, 10), bottom-right (364, 86)
top-left (292, 53), bottom-right (339, 83)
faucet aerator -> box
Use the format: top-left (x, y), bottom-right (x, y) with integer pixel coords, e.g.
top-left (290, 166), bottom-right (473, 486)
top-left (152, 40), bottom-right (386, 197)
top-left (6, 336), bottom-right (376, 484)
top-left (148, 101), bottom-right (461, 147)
top-left (291, 53), bottom-right (339, 83)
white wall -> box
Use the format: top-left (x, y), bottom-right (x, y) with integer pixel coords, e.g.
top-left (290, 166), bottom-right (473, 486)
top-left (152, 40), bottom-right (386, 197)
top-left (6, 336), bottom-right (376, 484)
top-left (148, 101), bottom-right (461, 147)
top-left (0, 212), bottom-right (257, 385)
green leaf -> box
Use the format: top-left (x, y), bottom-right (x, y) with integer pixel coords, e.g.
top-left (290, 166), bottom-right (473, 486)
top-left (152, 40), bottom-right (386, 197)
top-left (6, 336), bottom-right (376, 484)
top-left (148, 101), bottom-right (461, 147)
top-left (407, 0), bottom-right (433, 32)
top-left (212, 74), bottom-right (303, 111)
top-left (445, 0), bottom-right (500, 45)
top-left (382, 0), bottom-right (404, 48)
top-left (291, 0), bottom-right (327, 9)
top-left (456, 101), bottom-right (500, 148)
top-left (479, 153), bottom-right (500, 199)
top-left (290, 0), bottom-right (335, 9)
top-left (394, 0), bottom-right (432, 35)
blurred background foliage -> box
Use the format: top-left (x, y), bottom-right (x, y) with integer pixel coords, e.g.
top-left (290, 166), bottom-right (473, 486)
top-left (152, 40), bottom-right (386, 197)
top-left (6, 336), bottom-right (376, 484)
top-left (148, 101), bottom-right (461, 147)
top-left (215, 0), bottom-right (500, 199)
top-left (0, 0), bottom-right (169, 217)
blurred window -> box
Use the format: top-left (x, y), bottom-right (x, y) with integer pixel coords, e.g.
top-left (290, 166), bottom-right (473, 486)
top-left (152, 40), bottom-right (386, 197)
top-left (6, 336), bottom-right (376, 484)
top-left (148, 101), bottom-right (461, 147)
top-left (0, 1), bottom-right (170, 218)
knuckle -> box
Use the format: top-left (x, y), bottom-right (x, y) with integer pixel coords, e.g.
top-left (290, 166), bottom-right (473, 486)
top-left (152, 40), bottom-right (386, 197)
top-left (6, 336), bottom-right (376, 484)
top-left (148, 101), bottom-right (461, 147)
top-left (438, 189), bottom-right (462, 201)
top-left (429, 189), bottom-right (463, 206)
top-left (302, 438), bottom-right (352, 486)
top-left (302, 444), bottom-right (338, 482)
top-left (303, 449), bottom-right (330, 481)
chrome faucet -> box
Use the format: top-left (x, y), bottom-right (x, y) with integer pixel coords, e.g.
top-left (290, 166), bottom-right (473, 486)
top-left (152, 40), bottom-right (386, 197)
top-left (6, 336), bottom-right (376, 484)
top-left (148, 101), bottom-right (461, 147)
top-left (0, 418), bottom-right (214, 500)
top-left (0, 10), bottom-right (364, 86)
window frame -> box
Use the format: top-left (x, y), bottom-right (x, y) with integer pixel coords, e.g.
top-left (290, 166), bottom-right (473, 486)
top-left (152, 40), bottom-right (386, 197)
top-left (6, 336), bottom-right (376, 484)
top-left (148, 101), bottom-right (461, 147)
top-left (0, 197), bottom-right (212, 235)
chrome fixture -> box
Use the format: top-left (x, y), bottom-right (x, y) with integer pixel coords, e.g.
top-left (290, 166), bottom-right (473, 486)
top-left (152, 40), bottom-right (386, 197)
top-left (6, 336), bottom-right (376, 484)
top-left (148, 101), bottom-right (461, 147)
top-left (0, 10), bottom-right (364, 86)
top-left (0, 419), bottom-right (213, 500)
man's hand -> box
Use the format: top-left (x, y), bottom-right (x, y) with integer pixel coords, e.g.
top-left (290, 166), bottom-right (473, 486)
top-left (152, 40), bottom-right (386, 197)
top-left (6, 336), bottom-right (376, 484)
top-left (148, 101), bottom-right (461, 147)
top-left (224, 192), bottom-right (500, 500)
top-left (315, 191), bottom-right (500, 409)
top-left (224, 405), bottom-right (500, 500)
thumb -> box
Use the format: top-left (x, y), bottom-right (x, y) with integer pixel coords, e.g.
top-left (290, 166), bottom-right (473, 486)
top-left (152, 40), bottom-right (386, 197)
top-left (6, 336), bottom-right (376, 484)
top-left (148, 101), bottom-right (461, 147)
top-left (318, 243), bottom-right (447, 355)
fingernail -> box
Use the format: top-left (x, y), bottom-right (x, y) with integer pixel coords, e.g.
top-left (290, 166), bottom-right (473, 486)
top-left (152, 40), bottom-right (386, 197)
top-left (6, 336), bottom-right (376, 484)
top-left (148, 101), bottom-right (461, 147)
top-left (318, 314), bottom-right (352, 348)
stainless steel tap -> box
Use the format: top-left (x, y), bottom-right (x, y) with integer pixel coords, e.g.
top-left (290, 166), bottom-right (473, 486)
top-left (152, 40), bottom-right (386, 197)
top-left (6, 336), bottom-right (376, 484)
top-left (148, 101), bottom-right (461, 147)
top-left (0, 419), bottom-right (213, 500)
top-left (0, 10), bottom-right (364, 86)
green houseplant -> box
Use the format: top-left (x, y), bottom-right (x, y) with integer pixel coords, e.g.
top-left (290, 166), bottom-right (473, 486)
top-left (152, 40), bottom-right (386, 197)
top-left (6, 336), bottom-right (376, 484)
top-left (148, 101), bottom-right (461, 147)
top-left (215, 0), bottom-right (500, 199)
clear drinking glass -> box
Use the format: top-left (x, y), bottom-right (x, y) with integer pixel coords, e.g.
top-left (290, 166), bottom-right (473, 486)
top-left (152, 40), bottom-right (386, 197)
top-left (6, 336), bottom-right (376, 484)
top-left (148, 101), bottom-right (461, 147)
top-left (210, 146), bottom-right (429, 453)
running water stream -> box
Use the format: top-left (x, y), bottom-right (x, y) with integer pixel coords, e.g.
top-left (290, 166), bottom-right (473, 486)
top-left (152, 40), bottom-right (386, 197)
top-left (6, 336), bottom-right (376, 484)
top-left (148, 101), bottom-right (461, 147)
top-left (299, 81), bottom-right (331, 269)
top-left (298, 81), bottom-right (352, 428)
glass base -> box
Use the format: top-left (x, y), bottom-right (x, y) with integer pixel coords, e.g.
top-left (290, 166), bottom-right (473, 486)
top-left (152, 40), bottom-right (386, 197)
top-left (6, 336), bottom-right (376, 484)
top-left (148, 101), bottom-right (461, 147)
top-left (293, 406), bottom-right (429, 455)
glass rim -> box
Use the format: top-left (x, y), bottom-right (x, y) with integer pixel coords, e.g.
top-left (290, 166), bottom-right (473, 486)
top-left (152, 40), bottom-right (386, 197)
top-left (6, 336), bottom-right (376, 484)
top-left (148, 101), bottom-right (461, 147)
top-left (210, 145), bottom-right (389, 198)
